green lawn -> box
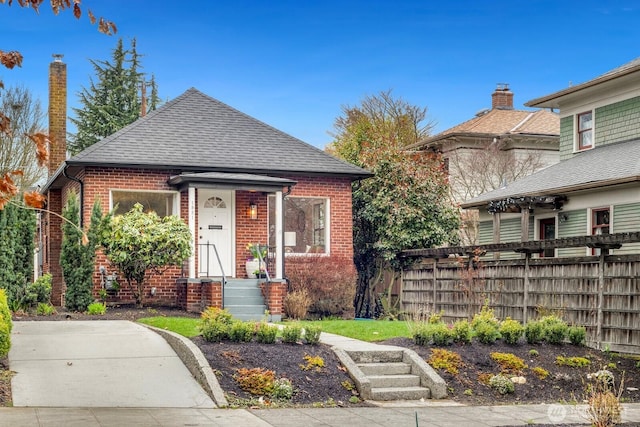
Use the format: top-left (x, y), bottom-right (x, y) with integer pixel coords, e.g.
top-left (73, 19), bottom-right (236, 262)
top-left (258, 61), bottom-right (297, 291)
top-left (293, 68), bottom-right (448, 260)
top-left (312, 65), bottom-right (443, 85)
top-left (137, 317), bottom-right (200, 338)
top-left (137, 316), bottom-right (413, 342)
top-left (296, 319), bottom-right (413, 342)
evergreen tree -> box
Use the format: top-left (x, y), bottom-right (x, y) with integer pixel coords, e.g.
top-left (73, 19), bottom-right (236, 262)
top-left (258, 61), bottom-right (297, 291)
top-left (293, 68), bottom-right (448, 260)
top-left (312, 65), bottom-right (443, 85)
top-left (61, 193), bottom-right (95, 312)
top-left (0, 204), bottom-right (17, 302)
top-left (68, 38), bottom-right (160, 155)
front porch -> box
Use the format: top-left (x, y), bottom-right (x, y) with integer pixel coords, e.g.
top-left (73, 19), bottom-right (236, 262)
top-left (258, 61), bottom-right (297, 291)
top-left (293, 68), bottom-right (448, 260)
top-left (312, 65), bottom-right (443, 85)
top-left (176, 277), bottom-right (287, 321)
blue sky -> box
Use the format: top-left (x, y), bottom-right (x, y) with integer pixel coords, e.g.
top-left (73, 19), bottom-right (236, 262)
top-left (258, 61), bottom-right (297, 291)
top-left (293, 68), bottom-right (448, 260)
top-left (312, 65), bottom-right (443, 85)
top-left (1, 1), bottom-right (639, 148)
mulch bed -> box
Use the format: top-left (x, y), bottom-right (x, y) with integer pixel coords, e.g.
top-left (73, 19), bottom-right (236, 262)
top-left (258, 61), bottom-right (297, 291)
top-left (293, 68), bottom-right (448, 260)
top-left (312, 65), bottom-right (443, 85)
top-left (4, 307), bottom-right (640, 413)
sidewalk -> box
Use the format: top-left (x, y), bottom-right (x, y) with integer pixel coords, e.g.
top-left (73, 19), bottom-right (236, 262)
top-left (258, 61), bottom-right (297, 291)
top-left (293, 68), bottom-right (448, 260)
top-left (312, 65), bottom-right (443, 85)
top-left (1, 403), bottom-right (639, 426)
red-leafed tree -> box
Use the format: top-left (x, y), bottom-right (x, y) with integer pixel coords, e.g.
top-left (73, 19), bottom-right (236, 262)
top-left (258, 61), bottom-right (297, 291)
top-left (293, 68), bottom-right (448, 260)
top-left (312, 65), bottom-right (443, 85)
top-left (0, 0), bottom-right (115, 209)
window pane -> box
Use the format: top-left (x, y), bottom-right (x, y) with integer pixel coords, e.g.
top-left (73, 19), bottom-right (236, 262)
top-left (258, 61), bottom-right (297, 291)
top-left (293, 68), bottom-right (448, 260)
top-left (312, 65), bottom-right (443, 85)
top-left (112, 191), bottom-right (175, 217)
top-left (579, 112), bottom-right (592, 131)
top-left (269, 196), bottom-right (328, 254)
top-left (579, 130), bottom-right (592, 148)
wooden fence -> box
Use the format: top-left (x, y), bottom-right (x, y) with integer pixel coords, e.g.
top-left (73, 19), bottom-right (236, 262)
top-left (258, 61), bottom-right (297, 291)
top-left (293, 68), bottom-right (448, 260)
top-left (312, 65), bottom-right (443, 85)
top-left (400, 234), bottom-right (640, 354)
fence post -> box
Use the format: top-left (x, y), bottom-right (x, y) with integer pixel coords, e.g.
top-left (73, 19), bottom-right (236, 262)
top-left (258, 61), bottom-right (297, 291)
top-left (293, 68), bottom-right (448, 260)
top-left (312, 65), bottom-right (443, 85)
top-left (432, 258), bottom-right (437, 314)
top-left (596, 252), bottom-right (605, 349)
top-left (523, 252), bottom-right (530, 324)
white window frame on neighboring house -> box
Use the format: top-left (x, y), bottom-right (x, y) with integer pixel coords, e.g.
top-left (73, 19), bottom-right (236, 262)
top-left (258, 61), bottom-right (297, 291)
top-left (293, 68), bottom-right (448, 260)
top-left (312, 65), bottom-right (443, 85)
top-left (576, 111), bottom-right (594, 151)
top-left (589, 206), bottom-right (612, 256)
top-left (268, 195), bottom-right (330, 255)
top-left (110, 189), bottom-right (180, 218)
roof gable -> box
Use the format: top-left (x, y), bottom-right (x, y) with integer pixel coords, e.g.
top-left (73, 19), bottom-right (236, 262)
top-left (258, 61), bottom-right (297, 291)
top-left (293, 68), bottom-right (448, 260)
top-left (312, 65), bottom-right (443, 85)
top-left (69, 88), bottom-right (369, 178)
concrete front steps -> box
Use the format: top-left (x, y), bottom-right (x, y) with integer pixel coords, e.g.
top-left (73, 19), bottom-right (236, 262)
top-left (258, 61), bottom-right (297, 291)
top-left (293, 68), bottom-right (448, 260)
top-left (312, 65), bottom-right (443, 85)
top-left (332, 346), bottom-right (447, 402)
top-left (223, 279), bottom-right (266, 321)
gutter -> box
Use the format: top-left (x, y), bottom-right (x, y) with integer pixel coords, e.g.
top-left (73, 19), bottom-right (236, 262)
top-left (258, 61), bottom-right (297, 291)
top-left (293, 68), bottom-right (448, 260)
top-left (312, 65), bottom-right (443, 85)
top-left (461, 175), bottom-right (640, 210)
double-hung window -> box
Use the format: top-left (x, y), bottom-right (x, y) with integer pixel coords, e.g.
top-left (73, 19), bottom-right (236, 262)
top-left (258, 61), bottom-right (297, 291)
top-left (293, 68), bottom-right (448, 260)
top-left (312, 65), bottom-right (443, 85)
top-left (577, 111), bottom-right (593, 150)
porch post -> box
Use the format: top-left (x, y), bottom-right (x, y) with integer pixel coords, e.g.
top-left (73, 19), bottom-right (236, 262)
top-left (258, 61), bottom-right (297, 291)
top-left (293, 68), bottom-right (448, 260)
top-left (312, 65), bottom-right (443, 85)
top-left (188, 187), bottom-right (196, 278)
top-left (275, 190), bottom-right (284, 279)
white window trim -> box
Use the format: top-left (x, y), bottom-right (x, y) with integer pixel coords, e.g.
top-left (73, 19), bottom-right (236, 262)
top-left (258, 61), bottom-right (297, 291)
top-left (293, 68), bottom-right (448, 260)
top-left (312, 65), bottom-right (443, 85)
top-left (586, 205), bottom-right (613, 256)
top-left (534, 214), bottom-right (557, 258)
top-left (574, 110), bottom-right (595, 153)
top-left (109, 189), bottom-right (181, 218)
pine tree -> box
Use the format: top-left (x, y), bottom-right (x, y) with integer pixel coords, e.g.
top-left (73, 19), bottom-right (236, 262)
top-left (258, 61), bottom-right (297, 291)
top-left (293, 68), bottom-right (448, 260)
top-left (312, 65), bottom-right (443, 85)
top-left (68, 38), bottom-right (160, 155)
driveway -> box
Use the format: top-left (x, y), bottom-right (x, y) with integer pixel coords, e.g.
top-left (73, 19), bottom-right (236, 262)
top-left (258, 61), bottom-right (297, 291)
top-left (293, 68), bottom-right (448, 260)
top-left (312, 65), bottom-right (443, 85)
top-left (8, 321), bottom-right (215, 408)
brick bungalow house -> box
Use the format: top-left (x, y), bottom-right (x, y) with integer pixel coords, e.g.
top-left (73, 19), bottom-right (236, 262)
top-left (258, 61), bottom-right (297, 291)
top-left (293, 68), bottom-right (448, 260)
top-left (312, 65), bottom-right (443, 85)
top-left (41, 58), bottom-right (370, 319)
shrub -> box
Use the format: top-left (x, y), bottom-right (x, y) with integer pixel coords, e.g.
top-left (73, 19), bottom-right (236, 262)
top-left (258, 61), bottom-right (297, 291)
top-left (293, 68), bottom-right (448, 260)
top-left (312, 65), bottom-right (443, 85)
top-left (36, 302), bottom-right (56, 316)
top-left (474, 321), bottom-right (501, 345)
top-left (427, 348), bottom-right (463, 375)
top-left (499, 318), bottom-right (524, 345)
top-left (255, 322), bottom-right (278, 344)
top-left (233, 368), bottom-right (275, 395)
top-left (471, 304), bottom-right (500, 344)
top-left (525, 320), bottom-right (545, 344)
top-left (0, 321), bottom-right (9, 358)
top-left (452, 319), bottom-right (472, 344)
top-left (585, 371), bottom-right (623, 427)
top-left (200, 307), bottom-right (234, 342)
top-left (541, 315), bottom-right (569, 344)
top-left (283, 289), bottom-right (312, 320)
top-left (528, 349), bottom-right (539, 357)
top-left (300, 354), bottom-right (325, 372)
top-left (568, 325), bottom-right (587, 346)
top-left (489, 374), bottom-right (515, 395)
top-left (271, 377), bottom-right (294, 400)
top-left (531, 366), bottom-right (549, 380)
top-left (29, 274), bottom-right (52, 305)
top-left (282, 324), bottom-right (303, 344)
top-left (430, 322), bottom-right (454, 346)
top-left (556, 356), bottom-right (591, 367)
top-left (0, 289), bottom-right (12, 333)
top-left (303, 325), bottom-right (322, 345)
top-left (490, 352), bottom-right (527, 374)
top-left (229, 321), bottom-right (254, 343)
top-left (412, 323), bottom-right (433, 346)
top-left (285, 256), bottom-right (356, 318)
top-left (86, 302), bottom-right (106, 315)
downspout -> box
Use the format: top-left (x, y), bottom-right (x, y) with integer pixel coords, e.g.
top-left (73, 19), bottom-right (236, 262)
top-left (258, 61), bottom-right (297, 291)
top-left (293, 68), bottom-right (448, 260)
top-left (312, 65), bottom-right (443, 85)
top-left (63, 166), bottom-right (84, 227)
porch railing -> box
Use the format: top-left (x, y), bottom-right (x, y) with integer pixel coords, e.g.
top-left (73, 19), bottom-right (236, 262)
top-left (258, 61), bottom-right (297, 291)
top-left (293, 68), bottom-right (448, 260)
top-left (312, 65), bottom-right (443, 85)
top-left (198, 242), bottom-right (227, 307)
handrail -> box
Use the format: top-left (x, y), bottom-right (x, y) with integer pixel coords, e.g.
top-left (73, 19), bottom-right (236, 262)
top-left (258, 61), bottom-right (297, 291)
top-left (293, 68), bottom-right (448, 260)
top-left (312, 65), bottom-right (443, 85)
top-left (210, 243), bottom-right (227, 308)
top-left (255, 243), bottom-right (272, 282)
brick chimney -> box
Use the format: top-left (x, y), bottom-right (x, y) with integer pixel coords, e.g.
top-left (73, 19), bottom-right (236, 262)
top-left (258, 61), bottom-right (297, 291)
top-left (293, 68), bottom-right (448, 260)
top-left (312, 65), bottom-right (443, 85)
top-left (491, 83), bottom-right (513, 110)
top-left (48, 54), bottom-right (66, 177)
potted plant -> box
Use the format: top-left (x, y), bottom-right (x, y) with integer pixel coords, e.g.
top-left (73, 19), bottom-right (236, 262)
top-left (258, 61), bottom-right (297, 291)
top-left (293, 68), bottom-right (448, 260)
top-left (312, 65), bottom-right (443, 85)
top-left (245, 243), bottom-right (267, 278)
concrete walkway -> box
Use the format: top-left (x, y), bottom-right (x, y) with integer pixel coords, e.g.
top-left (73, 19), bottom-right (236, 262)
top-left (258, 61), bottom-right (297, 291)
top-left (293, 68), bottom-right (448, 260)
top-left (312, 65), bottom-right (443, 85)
top-left (8, 321), bottom-right (215, 408)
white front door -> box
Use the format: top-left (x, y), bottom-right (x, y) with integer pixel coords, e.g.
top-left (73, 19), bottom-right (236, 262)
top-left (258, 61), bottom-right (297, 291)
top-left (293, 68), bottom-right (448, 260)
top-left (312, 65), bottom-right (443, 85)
top-left (198, 189), bottom-right (234, 277)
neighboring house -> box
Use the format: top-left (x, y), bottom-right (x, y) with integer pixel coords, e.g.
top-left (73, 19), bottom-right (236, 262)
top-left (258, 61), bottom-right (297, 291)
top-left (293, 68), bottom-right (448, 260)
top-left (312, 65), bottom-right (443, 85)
top-left (410, 84), bottom-right (559, 244)
top-left (462, 58), bottom-right (640, 258)
top-left (41, 58), bottom-right (370, 318)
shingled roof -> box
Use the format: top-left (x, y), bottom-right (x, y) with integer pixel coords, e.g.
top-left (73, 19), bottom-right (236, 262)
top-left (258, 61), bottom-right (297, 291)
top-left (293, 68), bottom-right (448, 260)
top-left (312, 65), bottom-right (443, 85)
top-left (66, 88), bottom-right (370, 178)
top-left (412, 108), bottom-right (559, 149)
top-left (461, 138), bottom-right (640, 209)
